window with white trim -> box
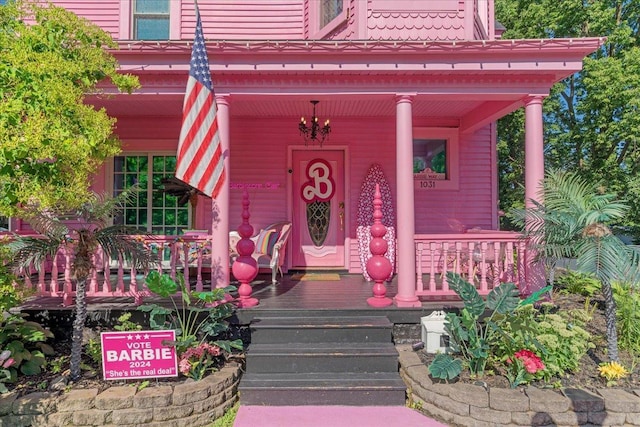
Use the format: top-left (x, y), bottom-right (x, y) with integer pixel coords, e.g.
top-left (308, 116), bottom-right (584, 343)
top-left (133, 0), bottom-right (170, 40)
top-left (113, 154), bottom-right (189, 235)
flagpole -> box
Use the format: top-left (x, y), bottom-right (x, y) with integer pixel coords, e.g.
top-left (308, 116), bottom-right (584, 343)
top-left (174, 0), bottom-right (230, 289)
top-left (192, 0), bottom-right (231, 289)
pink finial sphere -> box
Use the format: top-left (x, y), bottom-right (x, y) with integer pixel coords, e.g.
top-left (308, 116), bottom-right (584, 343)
top-left (366, 184), bottom-right (393, 307)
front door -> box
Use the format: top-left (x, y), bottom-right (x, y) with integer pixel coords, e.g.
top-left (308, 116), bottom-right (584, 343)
top-left (292, 150), bottom-right (345, 268)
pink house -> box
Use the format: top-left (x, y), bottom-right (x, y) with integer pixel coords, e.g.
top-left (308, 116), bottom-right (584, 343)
top-left (14, 0), bottom-right (602, 305)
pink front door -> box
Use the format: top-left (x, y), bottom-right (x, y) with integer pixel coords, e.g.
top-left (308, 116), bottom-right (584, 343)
top-left (291, 150), bottom-right (345, 268)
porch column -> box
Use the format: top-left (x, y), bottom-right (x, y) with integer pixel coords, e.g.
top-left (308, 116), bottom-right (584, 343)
top-left (524, 95), bottom-right (546, 295)
top-left (212, 94), bottom-right (231, 288)
top-left (394, 94), bottom-right (421, 307)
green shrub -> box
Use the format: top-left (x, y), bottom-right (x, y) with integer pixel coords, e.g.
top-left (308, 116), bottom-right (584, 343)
top-left (85, 312), bottom-right (144, 369)
top-left (0, 314), bottom-right (54, 380)
top-left (139, 272), bottom-right (243, 355)
top-left (493, 305), bottom-right (593, 381)
top-left (427, 272), bottom-right (550, 381)
top-left (0, 239), bottom-right (31, 314)
top-left (613, 282), bottom-right (640, 355)
top-left (555, 270), bottom-right (600, 297)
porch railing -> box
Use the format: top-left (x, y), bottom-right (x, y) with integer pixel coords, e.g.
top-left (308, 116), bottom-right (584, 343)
top-left (414, 231), bottom-right (526, 297)
top-left (16, 234), bottom-right (214, 305)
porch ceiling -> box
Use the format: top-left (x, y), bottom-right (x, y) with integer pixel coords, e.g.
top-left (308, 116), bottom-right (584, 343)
top-left (91, 94), bottom-right (488, 121)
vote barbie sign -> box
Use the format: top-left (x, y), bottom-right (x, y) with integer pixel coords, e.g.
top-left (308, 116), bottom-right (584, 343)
top-left (101, 330), bottom-right (178, 380)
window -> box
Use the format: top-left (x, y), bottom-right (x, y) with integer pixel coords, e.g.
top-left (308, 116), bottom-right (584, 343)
top-left (413, 128), bottom-right (459, 191)
top-left (133, 0), bottom-right (169, 40)
top-left (113, 155), bottom-right (189, 235)
top-left (321, 0), bottom-right (343, 28)
top-left (0, 216), bottom-right (9, 232)
top-left (414, 139), bottom-right (447, 178)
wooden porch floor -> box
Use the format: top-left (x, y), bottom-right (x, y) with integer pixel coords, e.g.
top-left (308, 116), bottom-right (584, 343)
top-left (18, 273), bottom-right (463, 325)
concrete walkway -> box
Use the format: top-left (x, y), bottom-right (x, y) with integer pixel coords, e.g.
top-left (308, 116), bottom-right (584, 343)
top-left (233, 405), bottom-right (447, 427)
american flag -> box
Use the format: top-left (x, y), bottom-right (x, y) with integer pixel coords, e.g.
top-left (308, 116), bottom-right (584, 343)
top-left (175, 5), bottom-right (224, 198)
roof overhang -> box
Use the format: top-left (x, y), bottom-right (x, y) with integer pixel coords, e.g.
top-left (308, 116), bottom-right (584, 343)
top-left (90, 37), bottom-right (604, 131)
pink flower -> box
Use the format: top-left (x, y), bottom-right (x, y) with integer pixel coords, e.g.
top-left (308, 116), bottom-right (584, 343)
top-left (513, 349), bottom-right (545, 374)
top-left (2, 358), bottom-right (14, 369)
top-left (178, 358), bottom-right (191, 375)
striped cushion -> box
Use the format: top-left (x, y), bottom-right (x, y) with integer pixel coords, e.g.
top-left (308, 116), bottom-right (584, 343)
top-left (255, 229), bottom-right (277, 254)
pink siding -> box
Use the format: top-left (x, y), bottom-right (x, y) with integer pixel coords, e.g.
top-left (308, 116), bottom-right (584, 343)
top-left (14, 108), bottom-right (496, 275)
top-left (114, 117), bottom-right (181, 142)
top-left (414, 126), bottom-right (494, 234)
top-left (181, 1), bottom-right (305, 40)
top-left (346, 118), bottom-right (396, 273)
top-left (51, 0), bottom-right (489, 42)
top-left (52, 0), bottom-right (120, 39)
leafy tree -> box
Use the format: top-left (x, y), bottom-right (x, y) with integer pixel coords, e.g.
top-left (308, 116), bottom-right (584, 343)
top-left (495, 0), bottom-right (640, 235)
top-left (0, 0), bottom-right (139, 217)
top-left (510, 170), bottom-right (640, 361)
top-left (10, 192), bottom-right (155, 381)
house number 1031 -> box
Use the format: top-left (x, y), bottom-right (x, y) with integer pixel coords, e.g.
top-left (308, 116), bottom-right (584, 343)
top-left (419, 180), bottom-right (437, 189)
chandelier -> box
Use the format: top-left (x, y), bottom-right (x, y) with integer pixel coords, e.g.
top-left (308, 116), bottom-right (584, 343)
top-left (298, 100), bottom-right (331, 146)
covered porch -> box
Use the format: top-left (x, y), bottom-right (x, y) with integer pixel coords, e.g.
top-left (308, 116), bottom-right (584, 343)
top-left (85, 38), bottom-right (600, 307)
top-left (18, 271), bottom-right (460, 324)
top-left (14, 229), bottom-right (525, 307)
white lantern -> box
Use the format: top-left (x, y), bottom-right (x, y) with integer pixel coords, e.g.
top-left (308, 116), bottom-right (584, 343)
top-left (420, 311), bottom-right (450, 353)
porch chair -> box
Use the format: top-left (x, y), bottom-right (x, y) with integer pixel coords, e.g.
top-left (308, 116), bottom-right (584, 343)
top-left (229, 221), bottom-right (292, 285)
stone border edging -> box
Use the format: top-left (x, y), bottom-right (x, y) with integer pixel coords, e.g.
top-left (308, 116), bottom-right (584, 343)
top-left (397, 345), bottom-right (640, 426)
top-left (0, 364), bottom-right (240, 427)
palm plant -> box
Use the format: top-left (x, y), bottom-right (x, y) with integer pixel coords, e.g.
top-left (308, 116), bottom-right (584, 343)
top-left (10, 191), bottom-right (155, 380)
top-left (511, 170), bottom-right (640, 361)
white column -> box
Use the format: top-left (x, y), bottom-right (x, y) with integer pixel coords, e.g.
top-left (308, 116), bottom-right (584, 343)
top-left (394, 95), bottom-right (421, 307)
top-left (212, 95), bottom-right (230, 288)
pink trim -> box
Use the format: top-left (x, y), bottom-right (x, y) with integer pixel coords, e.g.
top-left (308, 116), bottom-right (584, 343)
top-left (464, 0), bottom-right (474, 40)
top-left (489, 122), bottom-right (499, 229)
top-left (394, 95), bottom-right (420, 307)
top-left (308, 0), bottom-right (349, 39)
top-left (169, 0), bottom-right (181, 40)
top-left (486, 0), bottom-right (495, 40)
top-left (118, 0), bottom-right (131, 40)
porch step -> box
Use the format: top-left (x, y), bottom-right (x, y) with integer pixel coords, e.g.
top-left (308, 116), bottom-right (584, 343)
top-left (239, 314), bottom-right (406, 406)
top-left (239, 372), bottom-right (407, 406)
top-left (249, 315), bottom-right (393, 344)
top-left (245, 343), bottom-right (399, 373)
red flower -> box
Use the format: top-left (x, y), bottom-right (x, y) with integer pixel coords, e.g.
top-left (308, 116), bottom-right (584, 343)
top-left (513, 349), bottom-right (545, 374)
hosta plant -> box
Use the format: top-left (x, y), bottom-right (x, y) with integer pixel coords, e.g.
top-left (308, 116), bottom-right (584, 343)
top-left (0, 349), bottom-right (15, 394)
top-left (139, 272), bottom-right (243, 357)
top-left (428, 272), bottom-right (550, 381)
top-left (0, 313), bottom-right (54, 380)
